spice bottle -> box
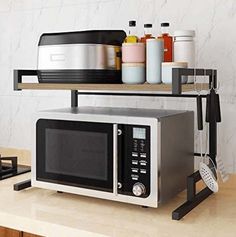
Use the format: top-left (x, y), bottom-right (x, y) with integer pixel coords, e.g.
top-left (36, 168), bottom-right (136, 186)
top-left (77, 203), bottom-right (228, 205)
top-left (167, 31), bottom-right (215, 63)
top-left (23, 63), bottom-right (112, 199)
top-left (173, 30), bottom-right (195, 83)
top-left (124, 20), bottom-right (139, 43)
top-left (140, 24), bottom-right (154, 43)
top-left (158, 22), bottom-right (173, 62)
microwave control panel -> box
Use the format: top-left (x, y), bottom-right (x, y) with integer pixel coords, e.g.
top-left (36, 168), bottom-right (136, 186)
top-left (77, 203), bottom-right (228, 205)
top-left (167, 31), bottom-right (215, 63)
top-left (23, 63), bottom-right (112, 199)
top-left (118, 125), bottom-right (151, 198)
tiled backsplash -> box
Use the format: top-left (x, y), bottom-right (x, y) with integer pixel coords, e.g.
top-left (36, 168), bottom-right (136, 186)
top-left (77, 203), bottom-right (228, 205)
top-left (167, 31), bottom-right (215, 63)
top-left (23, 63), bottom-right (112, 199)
top-left (0, 0), bottom-right (235, 172)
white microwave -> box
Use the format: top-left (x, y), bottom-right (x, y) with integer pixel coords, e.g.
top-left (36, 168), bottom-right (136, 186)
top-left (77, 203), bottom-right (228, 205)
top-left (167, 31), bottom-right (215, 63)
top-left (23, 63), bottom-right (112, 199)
top-left (32, 107), bottom-right (194, 207)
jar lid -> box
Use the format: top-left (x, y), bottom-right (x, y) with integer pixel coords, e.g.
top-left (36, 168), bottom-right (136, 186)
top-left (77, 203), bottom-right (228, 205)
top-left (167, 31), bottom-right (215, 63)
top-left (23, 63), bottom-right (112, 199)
top-left (146, 38), bottom-right (163, 42)
top-left (162, 62), bottom-right (188, 67)
top-left (129, 20), bottom-right (136, 27)
top-left (122, 63), bottom-right (145, 67)
top-left (173, 30), bottom-right (195, 37)
top-left (161, 22), bottom-right (170, 27)
top-left (144, 24), bottom-right (152, 28)
top-left (122, 42), bottom-right (145, 46)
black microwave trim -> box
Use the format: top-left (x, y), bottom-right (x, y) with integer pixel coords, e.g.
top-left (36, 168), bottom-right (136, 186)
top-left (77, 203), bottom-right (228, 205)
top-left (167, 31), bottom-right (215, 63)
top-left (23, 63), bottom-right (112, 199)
top-left (36, 119), bottom-right (114, 192)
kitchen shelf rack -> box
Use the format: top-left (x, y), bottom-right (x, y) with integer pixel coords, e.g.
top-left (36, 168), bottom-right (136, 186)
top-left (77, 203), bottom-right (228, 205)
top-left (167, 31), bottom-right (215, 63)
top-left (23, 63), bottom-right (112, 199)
top-left (15, 81), bottom-right (209, 93)
top-left (14, 69), bottom-right (211, 94)
top-left (13, 68), bottom-right (220, 221)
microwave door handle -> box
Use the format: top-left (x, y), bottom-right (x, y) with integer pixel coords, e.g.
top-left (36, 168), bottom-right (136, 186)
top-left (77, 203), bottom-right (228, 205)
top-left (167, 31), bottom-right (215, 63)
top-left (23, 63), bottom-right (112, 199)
top-left (113, 124), bottom-right (118, 196)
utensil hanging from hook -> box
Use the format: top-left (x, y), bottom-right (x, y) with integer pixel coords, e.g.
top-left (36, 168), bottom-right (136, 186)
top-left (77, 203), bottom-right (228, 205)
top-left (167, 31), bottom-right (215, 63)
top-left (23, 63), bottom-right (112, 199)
top-left (195, 69), bottom-right (219, 193)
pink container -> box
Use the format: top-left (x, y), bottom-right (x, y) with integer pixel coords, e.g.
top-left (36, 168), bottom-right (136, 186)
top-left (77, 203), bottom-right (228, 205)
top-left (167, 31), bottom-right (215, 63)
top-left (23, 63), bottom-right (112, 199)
top-left (122, 43), bottom-right (145, 63)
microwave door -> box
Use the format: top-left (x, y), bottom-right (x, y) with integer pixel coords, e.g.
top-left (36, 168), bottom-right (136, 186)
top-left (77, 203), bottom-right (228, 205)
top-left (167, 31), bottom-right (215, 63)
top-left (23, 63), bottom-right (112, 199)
top-left (36, 119), bottom-right (114, 192)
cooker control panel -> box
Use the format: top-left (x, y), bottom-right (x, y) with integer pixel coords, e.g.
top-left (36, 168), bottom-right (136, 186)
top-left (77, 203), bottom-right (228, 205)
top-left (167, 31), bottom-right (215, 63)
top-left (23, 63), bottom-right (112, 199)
top-left (118, 125), bottom-right (150, 198)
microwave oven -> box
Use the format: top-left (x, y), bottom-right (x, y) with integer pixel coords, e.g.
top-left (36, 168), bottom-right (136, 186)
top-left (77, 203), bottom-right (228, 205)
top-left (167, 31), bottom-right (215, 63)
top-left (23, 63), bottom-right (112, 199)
top-left (32, 107), bottom-right (194, 207)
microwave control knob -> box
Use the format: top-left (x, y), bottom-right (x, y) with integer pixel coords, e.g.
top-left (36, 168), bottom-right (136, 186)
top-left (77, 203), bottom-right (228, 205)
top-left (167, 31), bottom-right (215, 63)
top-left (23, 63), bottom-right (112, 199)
top-left (132, 183), bottom-right (146, 197)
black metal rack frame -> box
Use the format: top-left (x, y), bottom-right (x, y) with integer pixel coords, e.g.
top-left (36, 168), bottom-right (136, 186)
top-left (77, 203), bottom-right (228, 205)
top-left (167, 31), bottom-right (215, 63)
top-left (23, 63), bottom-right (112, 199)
top-left (13, 68), bottom-right (220, 220)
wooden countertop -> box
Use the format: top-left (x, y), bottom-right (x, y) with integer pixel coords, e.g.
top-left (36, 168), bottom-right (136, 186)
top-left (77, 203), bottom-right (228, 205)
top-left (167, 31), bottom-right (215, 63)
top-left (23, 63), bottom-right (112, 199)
top-left (0, 172), bottom-right (235, 237)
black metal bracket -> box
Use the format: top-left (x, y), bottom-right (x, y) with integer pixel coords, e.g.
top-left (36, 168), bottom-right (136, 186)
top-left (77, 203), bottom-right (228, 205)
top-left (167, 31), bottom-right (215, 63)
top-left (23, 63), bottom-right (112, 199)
top-left (13, 69), bottom-right (37, 91)
top-left (172, 171), bottom-right (213, 220)
top-left (172, 68), bottom-right (217, 94)
top-left (171, 68), bottom-right (220, 220)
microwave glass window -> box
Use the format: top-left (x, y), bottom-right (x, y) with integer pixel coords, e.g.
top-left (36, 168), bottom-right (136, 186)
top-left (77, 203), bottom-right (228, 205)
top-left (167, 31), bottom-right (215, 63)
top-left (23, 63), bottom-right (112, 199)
top-left (133, 127), bottom-right (146, 139)
top-left (45, 128), bottom-right (108, 181)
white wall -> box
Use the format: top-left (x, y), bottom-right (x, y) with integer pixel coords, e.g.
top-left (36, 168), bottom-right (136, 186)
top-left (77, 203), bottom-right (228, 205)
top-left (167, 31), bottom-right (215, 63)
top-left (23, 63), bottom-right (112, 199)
top-left (0, 0), bottom-right (235, 172)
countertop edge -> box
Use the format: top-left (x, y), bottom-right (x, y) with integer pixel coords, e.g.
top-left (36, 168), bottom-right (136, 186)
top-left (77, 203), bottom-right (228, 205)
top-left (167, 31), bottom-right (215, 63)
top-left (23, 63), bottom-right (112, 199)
top-left (0, 212), bottom-right (108, 237)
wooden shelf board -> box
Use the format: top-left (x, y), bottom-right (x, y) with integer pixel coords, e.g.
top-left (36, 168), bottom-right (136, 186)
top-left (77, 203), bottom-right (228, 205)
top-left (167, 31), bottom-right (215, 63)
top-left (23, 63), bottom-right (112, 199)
top-left (17, 83), bottom-right (209, 92)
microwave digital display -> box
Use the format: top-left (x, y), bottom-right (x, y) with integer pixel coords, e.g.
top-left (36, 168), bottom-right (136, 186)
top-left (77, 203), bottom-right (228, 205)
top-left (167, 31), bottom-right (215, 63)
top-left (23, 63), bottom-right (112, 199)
top-left (133, 127), bottom-right (146, 139)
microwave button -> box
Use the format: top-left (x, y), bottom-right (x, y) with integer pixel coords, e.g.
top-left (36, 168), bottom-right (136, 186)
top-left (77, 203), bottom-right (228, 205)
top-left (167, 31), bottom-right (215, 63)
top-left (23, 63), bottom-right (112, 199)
top-left (132, 160), bottom-right (138, 165)
top-left (140, 140), bottom-right (145, 145)
top-left (132, 152), bottom-right (138, 157)
top-left (131, 168), bottom-right (139, 173)
top-left (140, 160), bottom-right (147, 166)
top-left (140, 153), bottom-right (146, 158)
top-left (131, 174), bottom-right (139, 181)
top-left (140, 169), bottom-right (146, 174)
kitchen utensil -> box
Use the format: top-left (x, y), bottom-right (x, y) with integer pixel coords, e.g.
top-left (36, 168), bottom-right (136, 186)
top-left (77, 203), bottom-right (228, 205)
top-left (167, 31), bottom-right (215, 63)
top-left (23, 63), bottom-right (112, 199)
top-left (195, 69), bottom-right (218, 192)
top-left (199, 157), bottom-right (218, 192)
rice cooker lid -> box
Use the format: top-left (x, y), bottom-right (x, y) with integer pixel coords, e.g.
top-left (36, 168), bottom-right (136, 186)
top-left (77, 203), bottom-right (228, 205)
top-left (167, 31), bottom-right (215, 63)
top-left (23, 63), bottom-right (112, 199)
top-left (38, 30), bottom-right (127, 46)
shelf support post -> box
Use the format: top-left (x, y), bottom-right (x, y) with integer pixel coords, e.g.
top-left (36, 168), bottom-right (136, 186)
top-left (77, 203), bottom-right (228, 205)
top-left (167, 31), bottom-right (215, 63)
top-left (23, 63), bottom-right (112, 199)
top-left (172, 68), bottom-right (182, 95)
top-left (71, 90), bottom-right (78, 107)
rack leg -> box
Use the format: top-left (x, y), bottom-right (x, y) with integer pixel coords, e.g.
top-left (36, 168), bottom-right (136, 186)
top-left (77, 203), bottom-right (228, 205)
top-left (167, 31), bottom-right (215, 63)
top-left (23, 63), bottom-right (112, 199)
top-left (14, 179), bottom-right (31, 191)
top-left (172, 80), bottom-right (219, 220)
top-left (172, 171), bottom-right (213, 220)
